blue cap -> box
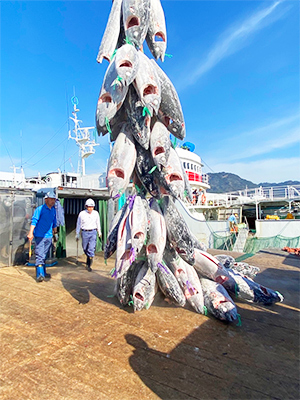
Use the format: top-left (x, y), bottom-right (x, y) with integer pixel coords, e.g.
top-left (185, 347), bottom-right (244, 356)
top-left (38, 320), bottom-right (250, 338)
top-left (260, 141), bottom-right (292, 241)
top-left (45, 190), bottom-right (56, 199)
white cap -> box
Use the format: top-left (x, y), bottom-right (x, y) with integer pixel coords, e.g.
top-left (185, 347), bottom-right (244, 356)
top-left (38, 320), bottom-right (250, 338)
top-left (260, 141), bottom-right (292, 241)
top-left (85, 198), bottom-right (95, 207)
top-left (45, 190), bottom-right (56, 199)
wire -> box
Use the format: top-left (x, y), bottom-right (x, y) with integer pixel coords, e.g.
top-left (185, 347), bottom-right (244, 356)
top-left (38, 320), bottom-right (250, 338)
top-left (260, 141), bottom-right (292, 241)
top-left (23, 120), bottom-right (68, 166)
top-left (0, 138), bottom-right (14, 165)
top-left (201, 157), bottom-right (215, 173)
top-left (28, 136), bottom-right (69, 167)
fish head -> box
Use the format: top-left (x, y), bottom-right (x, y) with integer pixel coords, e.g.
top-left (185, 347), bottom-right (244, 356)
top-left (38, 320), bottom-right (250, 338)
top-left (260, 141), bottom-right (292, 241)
top-left (96, 91), bottom-right (118, 127)
top-left (158, 112), bottom-right (185, 140)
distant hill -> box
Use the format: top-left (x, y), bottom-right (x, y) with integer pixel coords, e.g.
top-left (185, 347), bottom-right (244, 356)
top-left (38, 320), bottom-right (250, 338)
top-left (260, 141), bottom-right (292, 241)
top-left (207, 172), bottom-right (300, 193)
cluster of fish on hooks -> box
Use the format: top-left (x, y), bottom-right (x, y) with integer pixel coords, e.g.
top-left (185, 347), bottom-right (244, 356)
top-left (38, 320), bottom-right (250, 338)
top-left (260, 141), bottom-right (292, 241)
top-left (96, 0), bottom-right (284, 322)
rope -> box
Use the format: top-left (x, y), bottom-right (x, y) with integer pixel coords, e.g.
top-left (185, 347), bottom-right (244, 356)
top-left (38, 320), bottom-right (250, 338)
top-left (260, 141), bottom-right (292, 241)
top-left (149, 165), bottom-right (157, 174)
top-left (105, 117), bottom-right (112, 134)
top-left (236, 314), bottom-right (242, 327)
top-left (165, 53), bottom-right (173, 58)
top-left (142, 106), bottom-right (151, 117)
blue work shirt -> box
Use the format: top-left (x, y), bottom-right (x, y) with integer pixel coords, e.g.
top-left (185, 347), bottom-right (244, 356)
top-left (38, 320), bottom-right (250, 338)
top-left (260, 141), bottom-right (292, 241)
top-left (31, 204), bottom-right (57, 238)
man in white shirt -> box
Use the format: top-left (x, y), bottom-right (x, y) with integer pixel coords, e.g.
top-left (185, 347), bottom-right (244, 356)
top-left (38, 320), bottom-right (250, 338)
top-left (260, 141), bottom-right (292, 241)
top-left (76, 198), bottom-right (101, 271)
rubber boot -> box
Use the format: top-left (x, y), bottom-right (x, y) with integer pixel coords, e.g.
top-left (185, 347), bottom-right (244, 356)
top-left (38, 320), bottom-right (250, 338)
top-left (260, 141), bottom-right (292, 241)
top-left (43, 265), bottom-right (51, 280)
top-left (86, 256), bottom-right (92, 272)
top-left (36, 265), bottom-right (45, 282)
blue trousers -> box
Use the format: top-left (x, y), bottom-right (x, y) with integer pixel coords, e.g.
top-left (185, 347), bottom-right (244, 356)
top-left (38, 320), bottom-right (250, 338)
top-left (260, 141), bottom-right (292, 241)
top-left (81, 230), bottom-right (97, 257)
top-left (35, 237), bottom-right (52, 279)
top-left (35, 237), bottom-right (52, 266)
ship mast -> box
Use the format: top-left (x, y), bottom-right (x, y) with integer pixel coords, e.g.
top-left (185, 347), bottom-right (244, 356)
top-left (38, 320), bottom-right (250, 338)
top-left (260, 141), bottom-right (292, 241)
top-left (68, 96), bottom-right (98, 176)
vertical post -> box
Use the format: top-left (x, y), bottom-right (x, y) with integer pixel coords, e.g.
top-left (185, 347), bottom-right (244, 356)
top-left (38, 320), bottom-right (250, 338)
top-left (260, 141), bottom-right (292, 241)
top-left (255, 200), bottom-right (259, 221)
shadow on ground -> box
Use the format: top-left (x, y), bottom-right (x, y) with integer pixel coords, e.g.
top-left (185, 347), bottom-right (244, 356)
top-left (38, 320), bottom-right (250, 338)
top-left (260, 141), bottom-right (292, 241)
top-left (125, 299), bottom-right (300, 400)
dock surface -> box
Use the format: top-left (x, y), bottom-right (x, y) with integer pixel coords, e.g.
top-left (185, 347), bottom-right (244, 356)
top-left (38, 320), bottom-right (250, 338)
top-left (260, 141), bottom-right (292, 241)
top-left (1, 249), bottom-right (299, 399)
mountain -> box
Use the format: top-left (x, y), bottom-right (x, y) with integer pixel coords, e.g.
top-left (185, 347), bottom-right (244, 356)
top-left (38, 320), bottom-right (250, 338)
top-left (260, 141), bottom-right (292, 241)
top-left (206, 172), bottom-right (300, 193)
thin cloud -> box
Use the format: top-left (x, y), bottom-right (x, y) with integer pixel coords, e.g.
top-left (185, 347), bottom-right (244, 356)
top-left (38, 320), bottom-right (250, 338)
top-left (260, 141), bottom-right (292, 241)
top-left (204, 113), bottom-right (300, 162)
top-left (210, 157), bottom-right (300, 183)
top-left (182, 1), bottom-right (285, 89)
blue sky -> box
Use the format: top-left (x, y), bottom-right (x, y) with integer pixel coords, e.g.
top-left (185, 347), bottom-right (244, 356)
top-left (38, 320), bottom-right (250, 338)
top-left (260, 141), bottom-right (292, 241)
top-left (1, 0), bottom-right (299, 184)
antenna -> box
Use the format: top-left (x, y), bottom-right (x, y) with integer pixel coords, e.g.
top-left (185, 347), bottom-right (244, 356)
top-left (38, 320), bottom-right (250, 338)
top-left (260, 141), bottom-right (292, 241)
top-left (68, 95), bottom-right (99, 176)
top-left (20, 130), bottom-right (23, 168)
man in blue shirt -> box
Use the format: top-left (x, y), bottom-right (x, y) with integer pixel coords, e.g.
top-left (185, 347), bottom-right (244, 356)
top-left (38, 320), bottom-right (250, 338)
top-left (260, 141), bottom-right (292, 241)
top-left (27, 191), bottom-right (58, 282)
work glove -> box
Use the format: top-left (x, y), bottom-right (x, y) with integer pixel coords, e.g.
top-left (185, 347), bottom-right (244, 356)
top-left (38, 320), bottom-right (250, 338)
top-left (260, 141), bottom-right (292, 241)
top-left (76, 235), bottom-right (79, 241)
top-left (54, 233), bottom-right (59, 242)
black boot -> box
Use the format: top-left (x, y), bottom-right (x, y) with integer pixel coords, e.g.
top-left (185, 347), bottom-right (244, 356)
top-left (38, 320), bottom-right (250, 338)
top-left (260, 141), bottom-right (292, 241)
top-left (86, 256), bottom-right (92, 272)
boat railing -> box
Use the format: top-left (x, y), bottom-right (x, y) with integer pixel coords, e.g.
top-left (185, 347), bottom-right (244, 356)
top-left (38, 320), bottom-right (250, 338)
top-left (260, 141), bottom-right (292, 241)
top-left (185, 184), bottom-right (300, 208)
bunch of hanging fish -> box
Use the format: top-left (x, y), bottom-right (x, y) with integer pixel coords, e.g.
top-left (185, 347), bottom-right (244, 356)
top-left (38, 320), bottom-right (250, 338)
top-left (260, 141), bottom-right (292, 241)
top-left (96, 0), bottom-right (284, 323)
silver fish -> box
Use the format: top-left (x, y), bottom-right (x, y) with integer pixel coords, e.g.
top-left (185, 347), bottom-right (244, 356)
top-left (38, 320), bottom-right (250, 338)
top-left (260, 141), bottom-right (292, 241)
top-left (200, 277), bottom-right (238, 322)
top-left (193, 248), bottom-right (231, 284)
top-left (133, 263), bottom-right (157, 311)
top-left (134, 51), bottom-right (161, 116)
top-left (151, 60), bottom-right (185, 140)
top-left (129, 195), bottom-right (148, 254)
top-left (163, 243), bottom-right (204, 313)
top-left (214, 254), bottom-right (260, 279)
top-left (161, 196), bottom-right (195, 265)
top-left (150, 120), bottom-right (171, 170)
top-left (97, 0), bottom-right (123, 63)
top-left (96, 87), bottom-right (119, 130)
top-left (105, 201), bottom-right (128, 260)
top-left (223, 268), bottom-right (284, 306)
top-left (184, 262), bottom-right (205, 314)
top-left (113, 196), bottom-right (136, 279)
top-left (156, 261), bottom-right (186, 307)
top-left (146, 198), bottom-right (166, 273)
top-left (96, 100), bottom-right (126, 139)
top-left (134, 141), bottom-right (160, 198)
top-left (160, 147), bottom-right (185, 199)
top-left (122, 0), bottom-right (150, 49)
top-left (126, 85), bottom-right (151, 149)
top-left (146, 0), bottom-right (167, 62)
top-left (103, 57), bottom-right (129, 105)
top-left (115, 43), bottom-right (140, 86)
top-left (107, 124), bottom-right (136, 199)
top-left (116, 259), bottom-right (144, 306)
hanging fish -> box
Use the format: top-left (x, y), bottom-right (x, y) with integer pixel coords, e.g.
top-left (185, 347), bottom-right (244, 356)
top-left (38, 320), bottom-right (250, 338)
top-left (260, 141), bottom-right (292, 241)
top-left (96, 0), bottom-right (123, 63)
top-left (129, 194), bottom-right (149, 254)
top-left (151, 60), bottom-right (185, 140)
top-left (126, 85), bottom-right (151, 149)
top-left (95, 87), bottom-right (119, 131)
top-left (116, 259), bottom-right (144, 306)
top-left (146, 0), bottom-right (167, 62)
top-left (114, 196), bottom-right (136, 279)
top-left (105, 200), bottom-right (129, 260)
top-left (134, 141), bottom-right (160, 198)
top-left (161, 195), bottom-right (195, 265)
top-left (107, 124), bottom-right (136, 200)
top-left (150, 120), bottom-right (171, 170)
top-left (96, 100), bottom-right (126, 140)
top-left (132, 262), bottom-right (157, 311)
top-left (122, 0), bottom-right (150, 49)
top-left (115, 43), bottom-right (140, 86)
top-left (102, 59), bottom-right (129, 106)
top-left (146, 198), bottom-right (166, 273)
top-left (160, 147), bottom-right (185, 199)
top-left (200, 277), bottom-right (238, 322)
top-left (134, 51), bottom-right (161, 116)
top-left (156, 261), bottom-right (186, 307)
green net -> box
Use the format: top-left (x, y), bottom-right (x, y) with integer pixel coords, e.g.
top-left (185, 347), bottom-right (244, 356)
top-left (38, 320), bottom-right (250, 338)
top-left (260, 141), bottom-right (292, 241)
top-left (212, 232), bottom-right (236, 250)
top-left (96, 199), bottom-right (108, 252)
top-left (243, 235), bottom-right (300, 254)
